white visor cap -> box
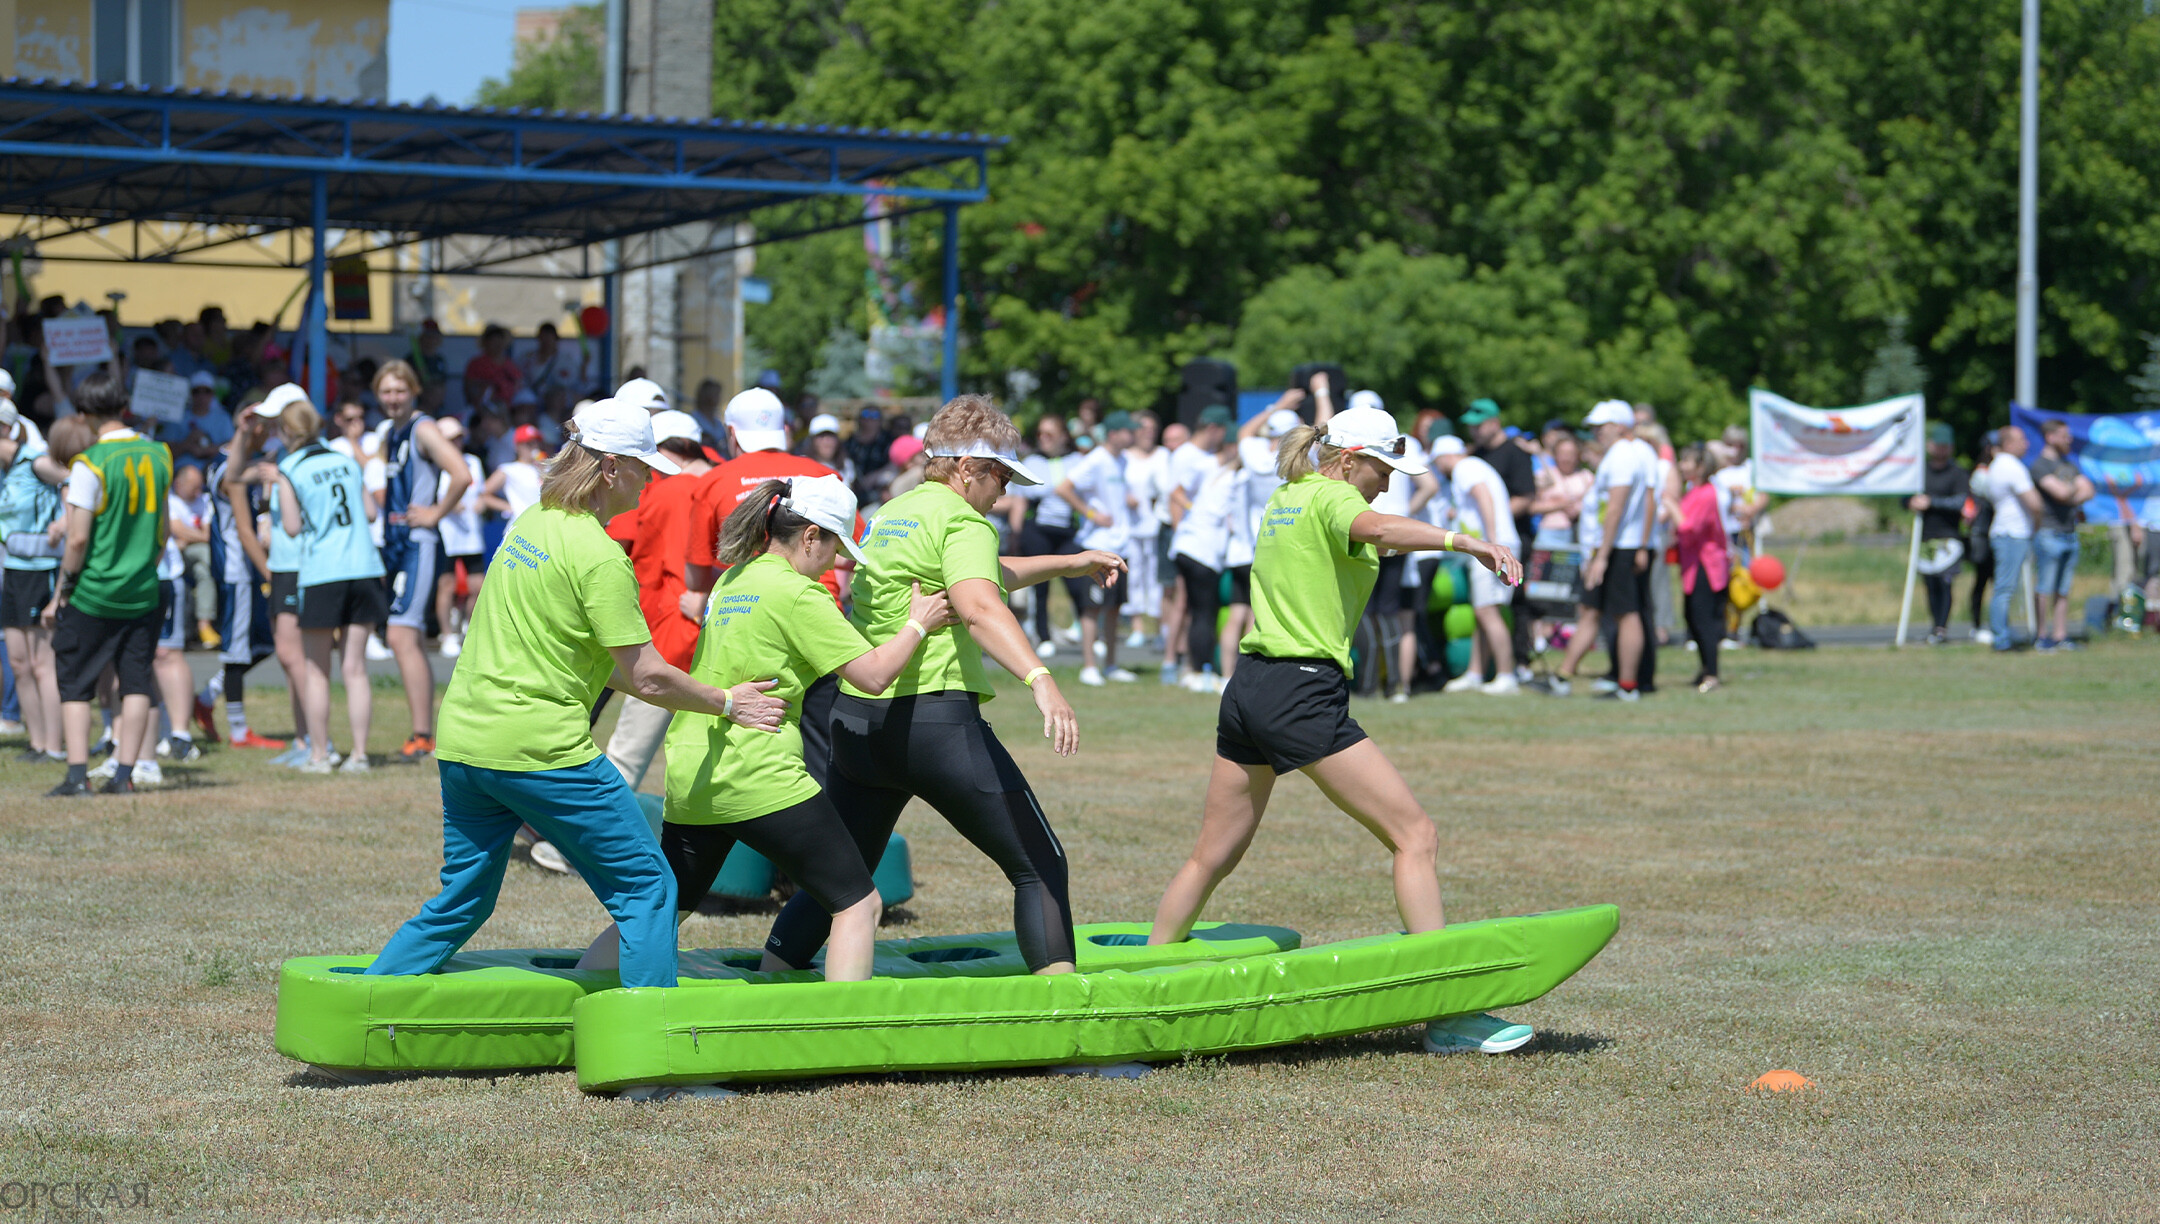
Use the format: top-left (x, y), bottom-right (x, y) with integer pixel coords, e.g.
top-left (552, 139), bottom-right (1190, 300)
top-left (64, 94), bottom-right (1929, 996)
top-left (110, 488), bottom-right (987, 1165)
top-left (927, 438), bottom-right (1041, 486)
top-left (781, 474), bottom-right (867, 564)
top-left (1323, 405), bottom-right (1429, 474)
top-left (572, 397), bottom-right (681, 475)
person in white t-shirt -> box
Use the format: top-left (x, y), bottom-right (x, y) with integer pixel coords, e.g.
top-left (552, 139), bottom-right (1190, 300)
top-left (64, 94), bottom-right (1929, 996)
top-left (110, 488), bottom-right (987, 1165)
top-left (1432, 436), bottom-right (1521, 695)
top-left (1122, 410), bottom-right (1169, 636)
top-left (1712, 425), bottom-right (1766, 558)
top-left (1161, 405), bottom-right (1234, 678)
top-left (430, 417), bottom-right (490, 659)
top-left (1983, 424), bottom-right (2044, 651)
top-left (1055, 410), bottom-right (1141, 684)
top-left (1549, 400), bottom-right (1658, 699)
top-left (480, 423), bottom-right (547, 525)
top-left (1348, 391), bottom-right (1441, 701)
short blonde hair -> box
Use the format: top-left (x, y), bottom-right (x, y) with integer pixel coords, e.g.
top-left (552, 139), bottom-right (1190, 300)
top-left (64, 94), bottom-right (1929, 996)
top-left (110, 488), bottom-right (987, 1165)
top-left (373, 359), bottom-right (420, 397)
top-left (923, 395), bottom-right (1021, 485)
top-left (539, 431), bottom-right (608, 514)
top-left (276, 399), bottom-right (322, 449)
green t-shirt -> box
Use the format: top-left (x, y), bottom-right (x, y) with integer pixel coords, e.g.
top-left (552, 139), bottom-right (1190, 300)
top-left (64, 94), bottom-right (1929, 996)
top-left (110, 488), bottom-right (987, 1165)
top-left (664, 552), bottom-right (870, 824)
top-left (436, 504), bottom-right (650, 772)
top-left (71, 432), bottom-right (172, 619)
top-left (842, 482), bottom-right (1004, 700)
top-left (1240, 474), bottom-right (1378, 674)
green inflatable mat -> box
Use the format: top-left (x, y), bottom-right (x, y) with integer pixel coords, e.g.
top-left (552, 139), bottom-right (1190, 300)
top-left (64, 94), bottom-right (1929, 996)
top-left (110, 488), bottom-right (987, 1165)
top-left (274, 920), bottom-right (1298, 1074)
top-left (573, 905), bottom-right (1618, 1092)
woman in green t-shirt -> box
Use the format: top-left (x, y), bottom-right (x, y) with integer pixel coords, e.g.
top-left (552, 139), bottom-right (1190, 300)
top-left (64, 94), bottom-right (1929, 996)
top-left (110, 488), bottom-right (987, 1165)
top-left (763, 397), bottom-right (1126, 976)
top-left (579, 475), bottom-right (957, 982)
top-left (366, 400), bottom-right (787, 991)
top-left (1144, 405), bottom-right (1531, 1049)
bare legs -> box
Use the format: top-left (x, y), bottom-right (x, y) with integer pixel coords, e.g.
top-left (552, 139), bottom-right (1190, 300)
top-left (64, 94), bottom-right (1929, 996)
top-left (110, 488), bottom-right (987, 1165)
top-left (301, 625), bottom-right (375, 764)
top-left (1148, 740), bottom-right (1441, 945)
top-left (386, 624), bottom-right (435, 737)
top-left (1473, 604), bottom-right (1515, 678)
top-left (272, 611), bottom-right (306, 743)
top-left (5, 625), bottom-right (60, 754)
top-left (1217, 603), bottom-right (1252, 683)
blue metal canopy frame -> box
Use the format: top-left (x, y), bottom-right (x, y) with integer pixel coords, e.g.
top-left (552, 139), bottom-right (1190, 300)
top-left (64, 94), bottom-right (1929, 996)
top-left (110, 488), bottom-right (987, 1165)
top-left (0, 79), bottom-right (1001, 398)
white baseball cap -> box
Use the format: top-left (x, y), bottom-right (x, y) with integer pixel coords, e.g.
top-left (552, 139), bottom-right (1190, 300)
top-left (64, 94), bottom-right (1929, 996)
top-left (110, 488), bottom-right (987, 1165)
top-left (779, 474), bottom-right (867, 564)
top-left (724, 388), bottom-right (788, 453)
top-left (1348, 389), bottom-right (1385, 415)
top-left (188, 370), bottom-right (217, 390)
top-left (925, 437), bottom-right (1042, 486)
top-left (1263, 408), bottom-right (1302, 438)
top-left (648, 409), bottom-right (703, 449)
top-left (571, 397), bottom-right (680, 475)
top-left (253, 383), bottom-right (312, 419)
top-left (1322, 405), bottom-right (1429, 474)
top-left (614, 377), bottom-right (669, 412)
top-left (1585, 399), bottom-right (1634, 428)
top-left (807, 412), bottom-right (841, 436)
top-left (0, 368), bottom-right (14, 396)
top-left (1428, 434), bottom-right (1466, 457)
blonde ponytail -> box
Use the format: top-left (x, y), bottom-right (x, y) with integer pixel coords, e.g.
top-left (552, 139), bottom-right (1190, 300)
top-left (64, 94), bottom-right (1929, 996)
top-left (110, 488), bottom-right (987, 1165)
top-left (1276, 423), bottom-right (1339, 481)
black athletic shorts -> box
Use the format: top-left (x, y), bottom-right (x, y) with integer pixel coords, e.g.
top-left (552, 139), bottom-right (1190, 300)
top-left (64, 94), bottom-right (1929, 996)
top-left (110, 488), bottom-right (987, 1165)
top-left (269, 570), bottom-right (300, 619)
top-left (1372, 554), bottom-right (1417, 614)
top-left (53, 602), bottom-right (158, 702)
top-left (1595, 548), bottom-right (1650, 619)
top-left (298, 578), bottom-right (389, 630)
top-left (438, 542), bottom-right (489, 575)
top-left (1217, 652), bottom-right (1368, 774)
top-left (664, 793), bottom-right (877, 919)
top-left (1086, 565), bottom-right (1131, 616)
top-left (1227, 564), bottom-right (1252, 606)
top-left (0, 568), bottom-right (56, 629)
top-left (800, 673), bottom-right (840, 787)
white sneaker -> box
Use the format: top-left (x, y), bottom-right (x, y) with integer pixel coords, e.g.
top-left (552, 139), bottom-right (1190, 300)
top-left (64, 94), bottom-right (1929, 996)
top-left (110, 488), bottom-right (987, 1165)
top-left (1078, 666), bottom-right (1105, 687)
top-left (1091, 639), bottom-right (1106, 661)
top-left (1389, 689), bottom-right (1409, 704)
top-left (1971, 628), bottom-right (1995, 647)
top-left (1590, 677), bottom-right (1620, 695)
top-left (1124, 630), bottom-right (1148, 649)
top-left (1035, 638), bottom-right (1058, 660)
top-left (295, 757), bottom-right (337, 775)
top-left (0, 718), bottom-right (23, 737)
top-left (438, 632), bottom-right (463, 659)
top-left (88, 756), bottom-right (120, 782)
top-left (1479, 675), bottom-right (1521, 695)
top-left (1684, 639), bottom-right (1698, 651)
top-left (1423, 1012), bottom-right (1535, 1055)
top-left (1514, 666), bottom-right (1533, 684)
top-left (529, 839), bottom-right (574, 875)
top-left (1544, 676), bottom-right (1573, 697)
top-left (130, 759), bottom-right (164, 787)
top-left (155, 735), bottom-right (171, 758)
top-left (340, 754), bottom-right (371, 774)
top-left (1441, 672), bottom-right (1485, 694)
top-left (1052, 623), bottom-right (1080, 645)
top-left (1105, 666), bottom-right (1138, 683)
top-left (1720, 637), bottom-right (1745, 651)
top-left (365, 634), bottom-right (394, 661)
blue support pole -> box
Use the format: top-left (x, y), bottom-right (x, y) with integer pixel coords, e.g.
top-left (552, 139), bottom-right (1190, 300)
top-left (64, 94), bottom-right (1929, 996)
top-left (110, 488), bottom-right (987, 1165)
top-left (600, 269), bottom-right (618, 392)
top-left (941, 203), bottom-right (959, 402)
top-left (308, 172), bottom-right (329, 403)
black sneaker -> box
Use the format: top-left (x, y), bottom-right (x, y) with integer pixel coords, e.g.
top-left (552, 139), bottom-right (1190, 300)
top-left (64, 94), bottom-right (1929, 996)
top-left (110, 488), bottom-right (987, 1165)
top-left (167, 737), bottom-right (204, 763)
top-left (45, 776), bottom-right (92, 798)
top-left (99, 775), bottom-right (135, 795)
top-left (15, 747), bottom-right (49, 764)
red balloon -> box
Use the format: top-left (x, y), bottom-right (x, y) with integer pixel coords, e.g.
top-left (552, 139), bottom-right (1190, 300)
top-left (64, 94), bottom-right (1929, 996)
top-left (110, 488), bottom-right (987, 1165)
top-left (1749, 555), bottom-right (1785, 591)
top-left (578, 305), bottom-right (609, 337)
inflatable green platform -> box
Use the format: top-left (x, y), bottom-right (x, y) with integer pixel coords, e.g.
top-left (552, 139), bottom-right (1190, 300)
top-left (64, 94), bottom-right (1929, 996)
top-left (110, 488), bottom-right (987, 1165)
top-left (573, 905), bottom-right (1618, 1091)
top-left (275, 920), bottom-right (1298, 1074)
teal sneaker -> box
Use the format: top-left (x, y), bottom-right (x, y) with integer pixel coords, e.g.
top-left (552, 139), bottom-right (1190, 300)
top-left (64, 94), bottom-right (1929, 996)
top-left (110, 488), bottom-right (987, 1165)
top-left (1423, 1012), bottom-right (1536, 1055)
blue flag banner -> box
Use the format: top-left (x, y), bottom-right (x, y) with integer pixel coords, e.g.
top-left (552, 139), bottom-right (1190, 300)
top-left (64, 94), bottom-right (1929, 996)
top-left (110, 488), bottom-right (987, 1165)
top-left (2007, 405), bottom-right (2160, 526)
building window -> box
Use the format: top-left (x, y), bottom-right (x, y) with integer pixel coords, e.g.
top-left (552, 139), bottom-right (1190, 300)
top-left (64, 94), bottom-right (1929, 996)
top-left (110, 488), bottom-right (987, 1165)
top-left (93, 0), bottom-right (178, 88)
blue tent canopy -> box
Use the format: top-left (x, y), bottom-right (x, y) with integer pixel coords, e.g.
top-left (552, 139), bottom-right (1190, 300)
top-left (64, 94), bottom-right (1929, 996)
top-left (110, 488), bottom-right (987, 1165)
top-left (0, 79), bottom-right (1000, 394)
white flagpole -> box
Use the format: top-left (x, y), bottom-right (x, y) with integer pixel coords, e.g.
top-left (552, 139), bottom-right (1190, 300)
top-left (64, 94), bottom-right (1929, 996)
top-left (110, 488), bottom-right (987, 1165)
top-left (1895, 515), bottom-right (1922, 648)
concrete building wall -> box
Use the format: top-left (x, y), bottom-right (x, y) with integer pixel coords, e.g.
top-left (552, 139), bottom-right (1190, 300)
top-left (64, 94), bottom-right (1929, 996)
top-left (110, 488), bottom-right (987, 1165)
top-left (12, 1), bottom-right (388, 98)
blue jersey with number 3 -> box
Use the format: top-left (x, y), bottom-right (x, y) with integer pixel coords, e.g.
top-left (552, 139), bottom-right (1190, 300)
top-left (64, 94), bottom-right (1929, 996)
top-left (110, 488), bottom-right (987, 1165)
top-left (282, 444), bottom-right (386, 586)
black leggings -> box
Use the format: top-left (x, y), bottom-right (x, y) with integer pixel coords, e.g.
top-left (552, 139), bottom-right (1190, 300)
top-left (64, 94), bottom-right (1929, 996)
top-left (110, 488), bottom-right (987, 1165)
top-left (764, 691), bottom-right (1075, 971)
top-left (1683, 566), bottom-right (1725, 680)
top-left (664, 793), bottom-right (877, 919)
top-left (1018, 520), bottom-right (1083, 642)
top-left (1968, 549), bottom-right (1994, 631)
top-left (1175, 555), bottom-right (1222, 673)
top-left (1924, 566), bottom-right (1958, 632)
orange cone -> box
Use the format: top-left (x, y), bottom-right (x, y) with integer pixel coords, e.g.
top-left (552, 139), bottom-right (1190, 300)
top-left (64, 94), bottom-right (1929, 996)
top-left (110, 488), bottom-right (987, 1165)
top-left (1749, 1070), bottom-right (1815, 1094)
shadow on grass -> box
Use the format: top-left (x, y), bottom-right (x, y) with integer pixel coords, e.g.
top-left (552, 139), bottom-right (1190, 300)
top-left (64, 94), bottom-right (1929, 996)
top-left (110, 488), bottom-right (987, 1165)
top-left (283, 1065), bottom-right (562, 1091)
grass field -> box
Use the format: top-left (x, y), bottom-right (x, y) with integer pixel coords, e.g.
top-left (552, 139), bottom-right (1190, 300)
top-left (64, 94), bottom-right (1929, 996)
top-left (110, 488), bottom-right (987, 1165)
top-left (3, 642), bottom-right (2158, 1221)
top-left (1765, 536), bottom-right (2120, 628)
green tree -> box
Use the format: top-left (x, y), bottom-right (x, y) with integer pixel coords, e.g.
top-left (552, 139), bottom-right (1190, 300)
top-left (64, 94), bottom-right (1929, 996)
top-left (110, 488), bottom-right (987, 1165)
top-left (476, 5), bottom-right (603, 112)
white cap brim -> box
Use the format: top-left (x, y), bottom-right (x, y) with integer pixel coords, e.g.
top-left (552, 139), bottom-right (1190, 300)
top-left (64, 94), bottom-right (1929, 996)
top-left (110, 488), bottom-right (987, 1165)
top-left (929, 442), bottom-right (1041, 486)
top-left (834, 531), bottom-right (867, 565)
top-left (1368, 448), bottom-right (1430, 476)
top-left (636, 449), bottom-right (681, 476)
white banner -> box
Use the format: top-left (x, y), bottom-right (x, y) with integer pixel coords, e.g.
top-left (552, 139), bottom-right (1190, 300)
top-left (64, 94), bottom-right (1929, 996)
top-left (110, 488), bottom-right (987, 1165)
top-left (43, 315), bottom-right (113, 366)
top-left (1749, 388), bottom-right (1925, 496)
top-left (129, 369), bottom-right (189, 424)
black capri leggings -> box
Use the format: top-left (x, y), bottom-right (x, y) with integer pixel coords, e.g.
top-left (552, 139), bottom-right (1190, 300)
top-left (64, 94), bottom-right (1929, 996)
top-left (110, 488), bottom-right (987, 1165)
top-left (763, 690), bottom-right (1075, 972)
top-left (1175, 554), bottom-right (1222, 673)
top-left (664, 792), bottom-right (877, 920)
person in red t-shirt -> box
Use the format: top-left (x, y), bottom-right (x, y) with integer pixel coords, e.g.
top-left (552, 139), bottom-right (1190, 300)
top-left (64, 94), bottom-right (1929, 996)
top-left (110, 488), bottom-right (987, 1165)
top-left (461, 324), bottom-right (523, 412)
top-left (599, 409), bottom-right (713, 789)
top-left (683, 387), bottom-right (859, 781)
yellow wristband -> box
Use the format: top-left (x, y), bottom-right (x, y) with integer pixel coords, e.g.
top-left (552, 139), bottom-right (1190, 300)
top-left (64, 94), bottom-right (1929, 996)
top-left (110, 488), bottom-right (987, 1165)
top-left (1022, 667), bottom-right (1050, 687)
top-left (1442, 531), bottom-right (1456, 553)
top-left (906, 618), bottom-right (927, 638)
top-left (722, 690), bottom-right (736, 719)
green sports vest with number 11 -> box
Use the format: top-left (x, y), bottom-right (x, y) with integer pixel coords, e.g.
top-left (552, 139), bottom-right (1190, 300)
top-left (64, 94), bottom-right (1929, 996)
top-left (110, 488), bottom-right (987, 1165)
top-left (71, 433), bottom-right (171, 619)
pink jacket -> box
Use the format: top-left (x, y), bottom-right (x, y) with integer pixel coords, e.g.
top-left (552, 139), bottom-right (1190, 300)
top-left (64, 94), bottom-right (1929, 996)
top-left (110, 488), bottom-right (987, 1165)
top-left (1676, 483), bottom-right (1729, 593)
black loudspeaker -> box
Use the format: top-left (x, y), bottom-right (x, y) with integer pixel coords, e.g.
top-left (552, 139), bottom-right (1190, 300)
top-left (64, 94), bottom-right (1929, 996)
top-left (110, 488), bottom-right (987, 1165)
top-left (1176, 360), bottom-right (1237, 428)
top-left (1288, 363), bottom-right (1348, 423)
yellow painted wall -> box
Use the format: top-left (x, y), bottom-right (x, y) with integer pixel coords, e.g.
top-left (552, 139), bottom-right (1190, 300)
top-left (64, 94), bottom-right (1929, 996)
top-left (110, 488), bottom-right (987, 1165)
top-left (13, 2), bottom-right (389, 98)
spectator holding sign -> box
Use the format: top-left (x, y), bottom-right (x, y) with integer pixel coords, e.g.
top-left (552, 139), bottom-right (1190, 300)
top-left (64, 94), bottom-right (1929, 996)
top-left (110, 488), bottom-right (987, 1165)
top-left (2028, 419), bottom-right (2094, 652)
top-left (157, 372), bottom-right (234, 471)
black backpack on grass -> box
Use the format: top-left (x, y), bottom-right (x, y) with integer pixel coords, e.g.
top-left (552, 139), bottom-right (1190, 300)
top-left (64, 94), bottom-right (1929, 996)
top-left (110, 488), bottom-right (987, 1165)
top-left (1750, 609), bottom-right (1815, 650)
